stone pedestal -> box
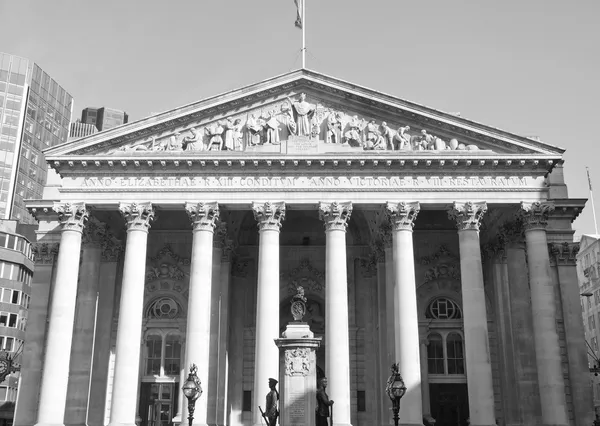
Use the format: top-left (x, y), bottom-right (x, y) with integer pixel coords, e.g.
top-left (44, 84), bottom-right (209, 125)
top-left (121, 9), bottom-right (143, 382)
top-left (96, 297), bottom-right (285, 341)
top-left (275, 323), bottom-right (322, 426)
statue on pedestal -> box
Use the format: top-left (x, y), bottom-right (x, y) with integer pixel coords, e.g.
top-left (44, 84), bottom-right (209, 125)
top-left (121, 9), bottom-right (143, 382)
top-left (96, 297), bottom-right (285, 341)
top-left (264, 378), bottom-right (279, 426)
top-left (316, 377), bottom-right (334, 426)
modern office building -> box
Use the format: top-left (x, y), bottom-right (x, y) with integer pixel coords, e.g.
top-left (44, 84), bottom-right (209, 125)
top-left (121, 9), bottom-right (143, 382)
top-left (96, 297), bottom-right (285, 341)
top-left (16, 69), bottom-right (594, 426)
top-left (69, 120), bottom-right (97, 140)
top-left (81, 107), bottom-right (128, 131)
top-left (0, 220), bottom-right (34, 425)
top-left (0, 53), bottom-right (73, 225)
top-left (576, 234), bottom-right (600, 415)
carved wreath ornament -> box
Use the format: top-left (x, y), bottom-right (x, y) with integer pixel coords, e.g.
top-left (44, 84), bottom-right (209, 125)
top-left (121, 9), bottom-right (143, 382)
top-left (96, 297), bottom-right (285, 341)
top-left (285, 348), bottom-right (310, 377)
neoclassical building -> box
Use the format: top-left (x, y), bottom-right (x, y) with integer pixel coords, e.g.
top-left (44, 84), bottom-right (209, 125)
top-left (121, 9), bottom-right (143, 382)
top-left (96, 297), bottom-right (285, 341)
top-left (14, 70), bottom-right (593, 426)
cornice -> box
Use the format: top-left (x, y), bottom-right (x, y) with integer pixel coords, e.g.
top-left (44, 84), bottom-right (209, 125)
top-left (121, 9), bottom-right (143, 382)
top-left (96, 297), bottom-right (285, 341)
top-left (48, 154), bottom-right (559, 177)
top-left (45, 70), bottom-right (564, 159)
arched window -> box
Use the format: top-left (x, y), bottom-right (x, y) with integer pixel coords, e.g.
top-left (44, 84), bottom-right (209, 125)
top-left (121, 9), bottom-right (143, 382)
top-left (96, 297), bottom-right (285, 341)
top-left (446, 333), bottom-right (465, 375)
top-left (425, 297), bottom-right (462, 320)
top-left (144, 332), bottom-right (182, 377)
top-left (427, 333), bottom-right (444, 374)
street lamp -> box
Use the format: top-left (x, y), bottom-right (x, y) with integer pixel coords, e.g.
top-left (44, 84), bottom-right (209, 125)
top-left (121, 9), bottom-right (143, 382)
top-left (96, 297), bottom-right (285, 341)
top-left (182, 364), bottom-right (202, 426)
top-left (385, 363), bottom-right (407, 426)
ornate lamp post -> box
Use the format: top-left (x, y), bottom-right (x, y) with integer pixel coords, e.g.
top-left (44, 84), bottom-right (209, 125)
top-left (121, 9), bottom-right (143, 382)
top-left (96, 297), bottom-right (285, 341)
top-left (182, 364), bottom-right (202, 426)
top-left (385, 363), bottom-right (407, 426)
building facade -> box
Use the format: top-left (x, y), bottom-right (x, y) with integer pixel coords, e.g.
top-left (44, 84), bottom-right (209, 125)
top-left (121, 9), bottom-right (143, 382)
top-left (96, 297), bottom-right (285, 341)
top-left (576, 234), bottom-right (600, 414)
top-left (16, 70), bottom-right (593, 426)
top-left (0, 53), bottom-right (73, 224)
top-left (0, 220), bottom-right (34, 424)
top-left (81, 107), bottom-right (128, 132)
top-left (69, 121), bottom-right (97, 140)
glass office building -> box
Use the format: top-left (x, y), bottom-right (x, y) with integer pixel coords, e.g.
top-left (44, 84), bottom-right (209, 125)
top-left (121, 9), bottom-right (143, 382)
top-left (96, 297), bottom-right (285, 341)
top-left (0, 53), bottom-right (73, 224)
top-left (81, 106), bottom-right (128, 131)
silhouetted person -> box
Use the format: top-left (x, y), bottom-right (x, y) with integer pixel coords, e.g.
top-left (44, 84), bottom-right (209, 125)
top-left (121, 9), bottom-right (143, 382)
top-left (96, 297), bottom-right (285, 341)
top-left (265, 378), bottom-right (279, 426)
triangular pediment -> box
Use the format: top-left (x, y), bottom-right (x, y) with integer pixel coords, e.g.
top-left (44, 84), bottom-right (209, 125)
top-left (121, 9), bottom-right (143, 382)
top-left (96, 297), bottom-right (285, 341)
top-left (46, 69), bottom-right (564, 159)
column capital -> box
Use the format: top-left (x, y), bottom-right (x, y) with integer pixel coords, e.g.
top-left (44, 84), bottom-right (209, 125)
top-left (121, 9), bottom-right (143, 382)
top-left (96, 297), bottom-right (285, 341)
top-left (119, 202), bottom-right (155, 231)
top-left (447, 201), bottom-right (487, 231)
top-left (252, 201), bottom-right (286, 231)
top-left (319, 201), bottom-right (352, 231)
top-left (185, 201), bottom-right (220, 231)
top-left (53, 202), bottom-right (90, 233)
top-left (386, 201), bottom-right (420, 231)
top-left (518, 201), bottom-right (555, 231)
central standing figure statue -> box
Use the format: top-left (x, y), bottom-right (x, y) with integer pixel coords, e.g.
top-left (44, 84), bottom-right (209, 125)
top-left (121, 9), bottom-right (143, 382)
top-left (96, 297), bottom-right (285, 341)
top-left (286, 93), bottom-right (315, 137)
top-left (265, 378), bottom-right (279, 426)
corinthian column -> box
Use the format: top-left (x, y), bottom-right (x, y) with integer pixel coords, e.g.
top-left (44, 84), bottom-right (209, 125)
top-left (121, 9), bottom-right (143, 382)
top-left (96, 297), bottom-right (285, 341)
top-left (386, 201), bottom-right (422, 426)
top-left (183, 202), bottom-right (220, 426)
top-left (109, 203), bottom-right (155, 426)
top-left (519, 201), bottom-right (568, 426)
top-left (447, 202), bottom-right (495, 426)
top-left (319, 201), bottom-right (352, 426)
top-left (35, 202), bottom-right (89, 426)
top-left (252, 202), bottom-right (286, 426)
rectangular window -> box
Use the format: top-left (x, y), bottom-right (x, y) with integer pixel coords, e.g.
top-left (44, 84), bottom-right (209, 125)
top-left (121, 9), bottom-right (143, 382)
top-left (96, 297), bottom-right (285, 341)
top-left (357, 390), bottom-right (366, 412)
top-left (11, 290), bottom-right (18, 304)
top-left (8, 313), bottom-right (17, 328)
top-left (242, 390), bottom-right (252, 412)
top-left (145, 335), bottom-right (162, 375)
top-left (4, 337), bottom-right (13, 351)
top-left (0, 313), bottom-right (6, 327)
top-left (0, 387), bottom-right (6, 401)
top-left (1, 290), bottom-right (9, 303)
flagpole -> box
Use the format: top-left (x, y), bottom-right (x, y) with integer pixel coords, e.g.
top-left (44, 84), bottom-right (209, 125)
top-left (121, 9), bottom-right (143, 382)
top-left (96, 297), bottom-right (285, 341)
top-left (302, 0), bottom-right (306, 68)
top-left (588, 167), bottom-right (599, 234)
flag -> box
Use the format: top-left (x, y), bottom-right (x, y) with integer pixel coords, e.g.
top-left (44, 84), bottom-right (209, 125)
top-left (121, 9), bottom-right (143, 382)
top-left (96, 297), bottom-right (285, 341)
top-left (588, 167), bottom-right (594, 191)
top-left (294, 0), bottom-right (303, 29)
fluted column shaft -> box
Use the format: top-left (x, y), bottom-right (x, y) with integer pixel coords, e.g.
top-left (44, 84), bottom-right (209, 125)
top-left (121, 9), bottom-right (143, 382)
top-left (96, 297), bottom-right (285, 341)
top-left (520, 201), bottom-right (568, 426)
top-left (448, 202), bottom-right (495, 426)
top-left (181, 202), bottom-right (220, 425)
top-left (109, 203), bottom-right (155, 426)
top-left (252, 202), bottom-right (285, 426)
top-left (320, 201), bottom-right (352, 426)
top-left (387, 201), bottom-right (422, 426)
top-left (36, 203), bottom-right (89, 426)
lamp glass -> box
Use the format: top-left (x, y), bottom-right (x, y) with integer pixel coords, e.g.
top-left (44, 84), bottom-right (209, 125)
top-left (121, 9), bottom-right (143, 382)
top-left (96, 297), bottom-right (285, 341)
top-left (182, 378), bottom-right (198, 400)
top-left (392, 379), bottom-right (405, 398)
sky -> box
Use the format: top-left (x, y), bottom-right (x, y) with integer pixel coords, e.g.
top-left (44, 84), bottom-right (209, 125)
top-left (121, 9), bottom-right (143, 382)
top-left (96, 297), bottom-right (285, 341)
top-left (0, 0), bottom-right (598, 235)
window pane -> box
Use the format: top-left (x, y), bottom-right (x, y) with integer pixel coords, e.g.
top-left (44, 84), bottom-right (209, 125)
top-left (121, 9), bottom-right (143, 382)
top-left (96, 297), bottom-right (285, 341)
top-left (447, 333), bottom-right (465, 375)
top-left (427, 333), bottom-right (444, 374)
top-left (2, 290), bottom-right (10, 303)
top-left (145, 335), bottom-right (162, 375)
top-left (164, 335), bottom-right (181, 375)
top-left (11, 290), bottom-right (19, 304)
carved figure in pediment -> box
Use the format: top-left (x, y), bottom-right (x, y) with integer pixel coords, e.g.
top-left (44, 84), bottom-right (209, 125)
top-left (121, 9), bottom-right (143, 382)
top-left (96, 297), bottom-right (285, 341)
top-left (182, 127), bottom-right (204, 151)
top-left (246, 113), bottom-right (264, 146)
top-left (448, 138), bottom-right (459, 150)
top-left (205, 123), bottom-right (225, 151)
top-left (167, 132), bottom-right (183, 151)
top-left (344, 115), bottom-right (366, 146)
top-left (286, 93), bottom-right (315, 137)
top-left (223, 118), bottom-right (243, 151)
top-left (364, 120), bottom-right (386, 150)
top-left (263, 110), bottom-right (281, 145)
top-left (326, 112), bottom-right (342, 144)
top-left (282, 106), bottom-right (297, 135)
top-left (381, 122), bottom-right (395, 150)
top-left (395, 125), bottom-right (411, 150)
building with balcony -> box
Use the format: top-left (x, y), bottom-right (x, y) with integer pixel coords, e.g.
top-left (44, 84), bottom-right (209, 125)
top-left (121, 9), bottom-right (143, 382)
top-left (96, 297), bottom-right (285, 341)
top-left (69, 120), bottom-right (97, 140)
top-left (0, 53), bottom-right (73, 224)
top-left (0, 220), bottom-right (33, 425)
top-left (576, 234), bottom-right (600, 415)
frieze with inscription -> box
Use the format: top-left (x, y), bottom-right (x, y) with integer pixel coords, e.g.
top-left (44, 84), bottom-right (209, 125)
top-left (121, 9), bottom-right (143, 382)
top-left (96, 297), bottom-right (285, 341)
top-left (77, 175), bottom-right (544, 191)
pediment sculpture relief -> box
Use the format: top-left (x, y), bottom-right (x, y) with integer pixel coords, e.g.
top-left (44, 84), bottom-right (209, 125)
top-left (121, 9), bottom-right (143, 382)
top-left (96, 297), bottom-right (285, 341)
top-left (109, 93), bottom-right (484, 154)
